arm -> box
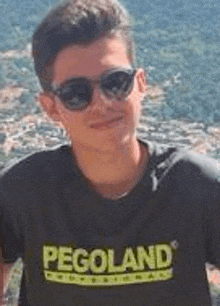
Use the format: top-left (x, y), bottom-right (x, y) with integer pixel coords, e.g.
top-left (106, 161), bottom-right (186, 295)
top-left (0, 247), bottom-right (14, 305)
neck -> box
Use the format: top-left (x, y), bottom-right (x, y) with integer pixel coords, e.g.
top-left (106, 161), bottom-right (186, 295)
top-left (71, 136), bottom-right (149, 196)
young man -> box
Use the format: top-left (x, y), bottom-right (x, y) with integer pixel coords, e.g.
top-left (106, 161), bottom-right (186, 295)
top-left (0, 0), bottom-right (220, 305)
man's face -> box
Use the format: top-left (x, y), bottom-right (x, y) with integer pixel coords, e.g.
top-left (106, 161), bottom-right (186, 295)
top-left (40, 37), bottom-right (146, 151)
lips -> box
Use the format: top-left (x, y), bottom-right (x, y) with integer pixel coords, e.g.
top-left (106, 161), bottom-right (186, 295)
top-left (90, 116), bottom-right (124, 129)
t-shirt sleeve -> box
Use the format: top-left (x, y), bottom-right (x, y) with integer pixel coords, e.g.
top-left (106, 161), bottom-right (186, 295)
top-left (204, 171), bottom-right (220, 267)
top-left (0, 191), bottom-right (24, 263)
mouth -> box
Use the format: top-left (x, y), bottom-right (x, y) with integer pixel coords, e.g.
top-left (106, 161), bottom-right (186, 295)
top-left (90, 116), bottom-right (124, 129)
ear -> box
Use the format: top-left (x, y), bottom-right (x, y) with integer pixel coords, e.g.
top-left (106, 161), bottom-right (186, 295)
top-left (136, 68), bottom-right (147, 98)
top-left (38, 92), bottom-right (61, 122)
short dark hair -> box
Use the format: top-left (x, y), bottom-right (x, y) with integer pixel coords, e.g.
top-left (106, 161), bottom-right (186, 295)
top-left (32, 0), bottom-right (136, 91)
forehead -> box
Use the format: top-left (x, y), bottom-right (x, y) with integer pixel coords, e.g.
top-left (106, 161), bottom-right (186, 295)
top-left (52, 37), bottom-right (131, 84)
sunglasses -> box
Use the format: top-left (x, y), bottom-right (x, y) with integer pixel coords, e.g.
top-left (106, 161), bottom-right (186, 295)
top-left (50, 68), bottom-right (137, 111)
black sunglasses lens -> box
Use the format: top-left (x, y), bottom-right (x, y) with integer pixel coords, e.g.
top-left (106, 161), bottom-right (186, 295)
top-left (59, 81), bottom-right (91, 110)
top-left (101, 70), bottom-right (134, 99)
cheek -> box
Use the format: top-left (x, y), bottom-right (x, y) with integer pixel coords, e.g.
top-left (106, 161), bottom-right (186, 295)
top-left (125, 96), bottom-right (142, 130)
top-left (55, 104), bottom-right (84, 132)
top-left (126, 94), bottom-right (141, 118)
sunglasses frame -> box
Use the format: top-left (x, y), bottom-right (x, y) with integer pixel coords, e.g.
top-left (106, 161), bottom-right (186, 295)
top-left (49, 67), bottom-right (137, 111)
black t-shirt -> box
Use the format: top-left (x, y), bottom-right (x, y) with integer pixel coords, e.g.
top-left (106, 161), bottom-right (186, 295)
top-left (0, 139), bottom-right (220, 306)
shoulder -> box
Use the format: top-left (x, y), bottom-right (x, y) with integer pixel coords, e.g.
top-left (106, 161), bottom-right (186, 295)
top-left (147, 141), bottom-right (220, 199)
top-left (141, 140), bottom-right (220, 187)
top-left (167, 147), bottom-right (219, 183)
top-left (0, 144), bottom-right (73, 181)
top-left (147, 140), bottom-right (220, 181)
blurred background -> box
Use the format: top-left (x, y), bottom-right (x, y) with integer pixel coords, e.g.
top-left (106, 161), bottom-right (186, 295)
top-left (1, 0), bottom-right (220, 304)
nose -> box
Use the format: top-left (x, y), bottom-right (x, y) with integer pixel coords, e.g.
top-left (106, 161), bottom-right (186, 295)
top-left (88, 84), bottom-right (113, 112)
